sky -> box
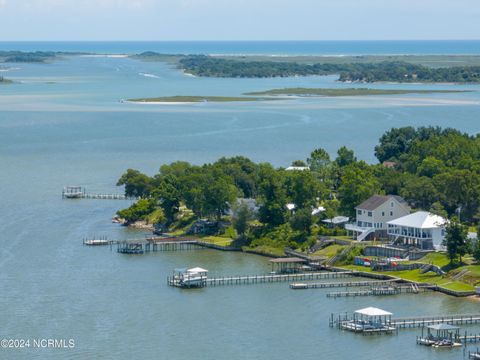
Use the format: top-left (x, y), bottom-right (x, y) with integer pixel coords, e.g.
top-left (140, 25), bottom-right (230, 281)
top-left (0, 0), bottom-right (479, 41)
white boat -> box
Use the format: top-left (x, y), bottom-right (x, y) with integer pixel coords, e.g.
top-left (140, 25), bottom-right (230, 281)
top-left (84, 239), bottom-right (110, 246)
top-left (170, 267), bottom-right (208, 288)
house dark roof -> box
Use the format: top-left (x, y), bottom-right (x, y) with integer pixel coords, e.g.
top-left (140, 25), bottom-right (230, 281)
top-left (356, 195), bottom-right (407, 211)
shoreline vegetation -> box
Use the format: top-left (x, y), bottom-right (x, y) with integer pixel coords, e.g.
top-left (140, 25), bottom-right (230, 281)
top-left (115, 125), bottom-right (480, 295)
top-left (0, 51), bottom-right (58, 63)
top-left (134, 52), bottom-right (480, 83)
top-left (126, 95), bottom-right (282, 103)
top-left (244, 88), bottom-right (470, 97)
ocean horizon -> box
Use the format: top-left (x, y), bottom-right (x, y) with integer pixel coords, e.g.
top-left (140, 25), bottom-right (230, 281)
top-left (1, 40), bottom-right (480, 55)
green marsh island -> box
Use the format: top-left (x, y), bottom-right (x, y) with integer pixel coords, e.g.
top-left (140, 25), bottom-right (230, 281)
top-left (127, 95), bottom-right (282, 103)
top-left (245, 88), bottom-right (470, 97)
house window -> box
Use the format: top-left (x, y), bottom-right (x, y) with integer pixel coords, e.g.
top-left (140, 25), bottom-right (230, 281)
top-left (382, 211), bottom-right (385, 216)
top-left (357, 210), bottom-right (362, 215)
top-left (391, 202), bottom-right (394, 207)
top-left (390, 211), bottom-right (393, 216)
top-left (368, 211), bottom-right (372, 217)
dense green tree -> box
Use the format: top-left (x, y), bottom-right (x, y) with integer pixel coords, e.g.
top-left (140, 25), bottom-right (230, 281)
top-left (117, 169), bottom-right (153, 198)
top-left (232, 202), bottom-right (255, 237)
top-left (338, 161), bottom-right (380, 217)
top-left (374, 126), bottom-right (417, 163)
top-left (284, 170), bottom-right (321, 209)
top-left (429, 202), bottom-right (448, 219)
top-left (400, 176), bottom-right (439, 210)
top-left (116, 199), bottom-right (155, 223)
top-left (257, 166), bottom-right (287, 227)
top-left (289, 208), bottom-right (313, 236)
top-left (291, 160), bottom-right (307, 167)
top-left (153, 174), bottom-right (181, 224)
top-left (434, 170), bottom-right (480, 220)
top-left (443, 220), bottom-right (470, 265)
top-left (335, 146), bottom-right (356, 167)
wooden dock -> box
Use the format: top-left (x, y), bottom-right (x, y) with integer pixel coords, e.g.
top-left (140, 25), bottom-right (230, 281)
top-left (62, 186), bottom-right (137, 200)
top-left (326, 284), bottom-right (433, 298)
top-left (390, 314), bottom-right (480, 329)
top-left (290, 279), bottom-right (396, 289)
top-left (117, 236), bottom-right (202, 253)
top-left (168, 271), bottom-right (357, 287)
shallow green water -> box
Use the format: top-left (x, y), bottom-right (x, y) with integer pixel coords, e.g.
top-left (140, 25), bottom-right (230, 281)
top-left (1, 55), bottom-right (480, 359)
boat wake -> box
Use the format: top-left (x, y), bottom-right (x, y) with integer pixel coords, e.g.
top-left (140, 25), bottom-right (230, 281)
top-left (139, 72), bottom-right (161, 79)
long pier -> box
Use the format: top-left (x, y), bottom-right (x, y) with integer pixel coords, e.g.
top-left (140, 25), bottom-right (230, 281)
top-left (289, 279), bottom-right (395, 289)
top-left (390, 314), bottom-right (480, 329)
top-left (168, 271), bottom-right (357, 287)
top-left (62, 186), bottom-right (137, 200)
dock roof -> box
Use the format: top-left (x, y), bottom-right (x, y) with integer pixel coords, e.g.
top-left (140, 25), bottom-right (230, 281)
top-left (354, 307), bottom-right (392, 317)
top-left (187, 267), bottom-right (208, 273)
top-left (269, 257), bottom-right (307, 264)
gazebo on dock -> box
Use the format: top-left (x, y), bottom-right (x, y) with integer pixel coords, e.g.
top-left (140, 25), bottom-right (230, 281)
top-left (269, 257), bottom-right (307, 274)
top-left (342, 307), bottom-right (395, 333)
top-left (62, 185), bottom-right (85, 199)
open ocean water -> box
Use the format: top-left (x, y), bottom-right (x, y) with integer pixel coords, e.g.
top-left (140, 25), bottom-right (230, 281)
top-left (1, 41), bottom-right (480, 359)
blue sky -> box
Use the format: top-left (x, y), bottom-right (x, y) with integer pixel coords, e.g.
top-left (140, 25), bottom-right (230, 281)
top-left (0, 0), bottom-right (479, 41)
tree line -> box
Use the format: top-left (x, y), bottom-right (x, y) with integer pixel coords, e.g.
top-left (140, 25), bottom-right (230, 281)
top-left (176, 55), bottom-right (480, 83)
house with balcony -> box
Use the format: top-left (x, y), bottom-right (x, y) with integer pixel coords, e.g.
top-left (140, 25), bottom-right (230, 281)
top-left (387, 211), bottom-right (447, 250)
top-left (345, 195), bottom-right (411, 241)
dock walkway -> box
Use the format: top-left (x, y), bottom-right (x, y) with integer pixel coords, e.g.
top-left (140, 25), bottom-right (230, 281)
top-left (169, 271), bottom-right (357, 287)
top-left (290, 279), bottom-right (395, 289)
top-left (390, 314), bottom-right (480, 329)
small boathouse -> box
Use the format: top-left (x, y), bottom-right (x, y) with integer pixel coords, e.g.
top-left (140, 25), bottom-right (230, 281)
top-left (269, 257), bottom-right (308, 274)
top-left (338, 307), bottom-right (395, 334)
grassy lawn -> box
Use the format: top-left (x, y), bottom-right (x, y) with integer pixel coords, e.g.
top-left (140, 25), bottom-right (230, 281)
top-left (329, 236), bottom-right (353, 241)
top-left (416, 252), bottom-right (450, 268)
top-left (311, 244), bottom-right (346, 258)
top-left (342, 265), bottom-right (475, 292)
top-left (200, 236), bottom-right (234, 247)
top-left (244, 245), bottom-right (285, 257)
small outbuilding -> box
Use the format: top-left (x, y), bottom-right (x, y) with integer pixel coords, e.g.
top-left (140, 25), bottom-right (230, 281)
top-left (269, 257), bottom-right (307, 274)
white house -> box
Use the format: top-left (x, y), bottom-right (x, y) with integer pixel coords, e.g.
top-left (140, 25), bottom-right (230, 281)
top-left (345, 195), bottom-right (411, 241)
top-left (387, 211), bottom-right (447, 250)
top-left (285, 166), bottom-right (310, 171)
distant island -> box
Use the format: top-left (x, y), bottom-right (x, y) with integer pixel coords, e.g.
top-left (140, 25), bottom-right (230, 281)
top-left (126, 95), bottom-right (281, 103)
top-left (134, 52), bottom-right (480, 83)
top-left (0, 51), bottom-right (58, 63)
top-left (245, 88), bottom-right (470, 97)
